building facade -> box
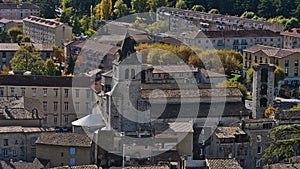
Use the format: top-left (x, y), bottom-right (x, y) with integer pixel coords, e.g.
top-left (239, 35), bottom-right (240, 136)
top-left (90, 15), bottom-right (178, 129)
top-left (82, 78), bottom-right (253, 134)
top-left (23, 16), bottom-right (72, 47)
top-left (0, 18), bottom-right (22, 33)
top-left (0, 75), bottom-right (95, 128)
top-left (157, 7), bottom-right (284, 33)
top-left (281, 28), bottom-right (300, 49)
top-left (35, 133), bottom-right (93, 168)
top-left (243, 45), bottom-right (300, 77)
top-left (0, 2), bottom-right (40, 20)
top-left (182, 30), bottom-right (283, 52)
top-left (0, 126), bottom-right (54, 162)
top-left (0, 43), bottom-right (53, 68)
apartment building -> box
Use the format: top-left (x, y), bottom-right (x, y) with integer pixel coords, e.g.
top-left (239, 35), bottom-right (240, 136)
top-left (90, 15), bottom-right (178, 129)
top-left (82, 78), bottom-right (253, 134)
top-left (0, 43), bottom-right (53, 68)
top-left (243, 45), bottom-right (300, 77)
top-left (23, 16), bottom-right (72, 47)
top-left (0, 2), bottom-right (40, 20)
top-left (0, 126), bottom-right (54, 162)
top-left (157, 7), bottom-right (284, 33)
top-left (0, 75), bottom-right (95, 128)
top-left (281, 28), bottom-right (300, 49)
top-left (182, 30), bottom-right (283, 52)
top-left (35, 133), bottom-right (92, 167)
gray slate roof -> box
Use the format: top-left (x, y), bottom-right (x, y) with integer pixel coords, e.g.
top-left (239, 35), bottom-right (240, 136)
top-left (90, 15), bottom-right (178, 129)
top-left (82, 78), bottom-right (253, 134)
top-left (36, 133), bottom-right (92, 147)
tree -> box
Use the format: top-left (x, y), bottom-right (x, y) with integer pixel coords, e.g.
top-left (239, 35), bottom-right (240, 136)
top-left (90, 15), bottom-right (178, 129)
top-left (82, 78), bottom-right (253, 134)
top-left (217, 80), bottom-right (248, 101)
top-left (131, 0), bottom-right (147, 13)
top-left (246, 66), bottom-right (285, 86)
top-left (176, 0), bottom-right (187, 9)
top-left (241, 11), bottom-right (256, 19)
top-left (208, 8), bottom-right (219, 14)
top-left (191, 5), bottom-right (205, 12)
top-left (99, 0), bottom-right (112, 20)
top-left (290, 103), bottom-right (300, 110)
top-left (285, 17), bottom-right (300, 30)
top-left (147, 21), bottom-right (168, 34)
top-left (258, 0), bottom-right (277, 19)
top-left (10, 45), bottom-right (45, 75)
top-left (113, 0), bottom-right (130, 18)
top-left (147, 0), bottom-right (167, 12)
top-left (7, 27), bottom-right (22, 43)
top-left (65, 56), bottom-right (77, 74)
top-left (262, 124), bottom-right (300, 164)
top-left (264, 106), bottom-right (281, 118)
top-left (53, 46), bottom-right (65, 75)
top-left (188, 54), bottom-right (204, 68)
top-left (44, 58), bottom-right (57, 76)
top-left (1, 65), bottom-right (10, 75)
top-left (31, 0), bottom-right (60, 18)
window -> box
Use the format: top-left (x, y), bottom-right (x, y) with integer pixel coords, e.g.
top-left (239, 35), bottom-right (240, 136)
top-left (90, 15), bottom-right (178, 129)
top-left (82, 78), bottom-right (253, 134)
top-left (86, 103), bottom-right (89, 113)
top-left (70, 158), bottom-right (76, 166)
top-left (10, 87), bottom-right (14, 96)
top-left (64, 116), bottom-right (68, 124)
top-left (285, 67), bottom-right (289, 76)
top-left (256, 160), bottom-right (261, 167)
top-left (0, 87), bottom-right (3, 96)
top-left (3, 139), bottom-right (8, 146)
top-left (295, 68), bottom-right (298, 76)
top-left (32, 88), bottom-right (36, 97)
top-left (53, 88), bottom-right (58, 97)
top-left (21, 88), bottom-right (25, 96)
top-left (64, 102), bottom-right (69, 110)
top-left (2, 149), bottom-right (8, 157)
top-left (43, 116), bottom-right (47, 123)
top-left (263, 123), bottom-right (272, 129)
top-left (295, 60), bottom-right (299, 66)
top-left (125, 69), bottom-right (129, 79)
top-left (70, 147), bottom-right (76, 155)
top-left (54, 102), bottom-right (58, 111)
top-left (61, 152), bottom-right (64, 157)
top-left (257, 135), bottom-right (262, 142)
top-left (86, 89), bottom-right (90, 98)
top-left (257, 146), bottom-right (262, 154)
top-left (75, 102), bottom-right (80, 111)
top-left (75, 89), bottom-right (79, 98)
top-left (131, 69), bottom-right (135, 79)
top-left (43, 88), bottom-right (47, 96)
top-left (15, 140), bottom-right (18, 145)
top-left (260, 98), bottom-right (267, 107)
top-left (64, 89), bottom-right (69, 98)
top-left (54, 116), bottom-right (58, 124)
top-left (31, 137), bottom-right (36, 146)
top-left (43, 102), bottom-right (47, 111)
top-left (13, 149), bottom-right (17, 157)
top-left (285, 60), bottom-right (289, 67)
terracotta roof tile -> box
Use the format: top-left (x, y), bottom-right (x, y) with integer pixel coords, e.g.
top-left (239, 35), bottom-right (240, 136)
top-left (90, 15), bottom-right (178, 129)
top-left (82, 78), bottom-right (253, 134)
top-left (215, 127), bottom-right (245, 139)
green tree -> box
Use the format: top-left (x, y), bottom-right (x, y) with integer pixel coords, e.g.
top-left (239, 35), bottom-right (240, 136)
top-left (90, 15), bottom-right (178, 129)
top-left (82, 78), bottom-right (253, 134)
top-left (147, 21), bottom-right (168, 34)
top-left (258, 0), bottom-right (277, 18)
top-left (99, 0), bottom-right (112, 20)
top-left (147, 0), bottom-right (167, 12)
top-left (7, 27), bottom-right (22, 43)
top-left (31, 0), bottom-right (60, 18)
top-left (10, 45), bottom-right (45, 75)
top-left (191, 5), bottom-right (205, 12)
top-left (44, 58), bottom-right (57, 76)
top-left (262, 124), bottom-right (300, 164)
top-left (131, 0), bottom-right (147, 13)
top-left (176, 0), bottom-right (187, 9)
top-left (53, 46), bottom-right (65, 75)
top-left (285, 17), bottom-right (300, 30)
top-left (208, 8), bottom-right (219, 14)
top-left (241, 11), bottom-right (256, 19)
top-left (217, 80), bottom-right (248, 101)
top-left (65, 56), bottom-right (77, 74)
top-left (247, 66), bottom-right (285, 86)
top-left (113, 0), bottom-right (130, 18)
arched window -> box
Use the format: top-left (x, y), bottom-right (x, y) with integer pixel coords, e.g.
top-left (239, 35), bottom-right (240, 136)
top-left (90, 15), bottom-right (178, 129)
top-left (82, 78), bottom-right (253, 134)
top-left (260, 84), bottom-right (268, 95)
top-left (131, 69), bottom-right (135, 79)
top-left (125, 69), bottom-right (129, 79)
top-left (260, 98), bottom-right (267, 107)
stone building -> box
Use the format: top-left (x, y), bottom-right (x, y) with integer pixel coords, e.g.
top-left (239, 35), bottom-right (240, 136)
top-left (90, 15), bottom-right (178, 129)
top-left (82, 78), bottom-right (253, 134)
top-left (281, 28), bottom-right (300, 49)
top-left (35, 133), bottom-right (93, 168)
top-left (0, 2), bottom-right (40, 20)
top-left (0, 18), bottom-right (23, 33)
top-left (0, 75), bottom-right (95, 128)
top-left (0, 126), bottom-right (54, 162)
top-left (252, 64), bottom-right (275, 119)
top-left (157, 7), bottom-right (284, 33)
top-left (0, 43), bottom-right (53, 69)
